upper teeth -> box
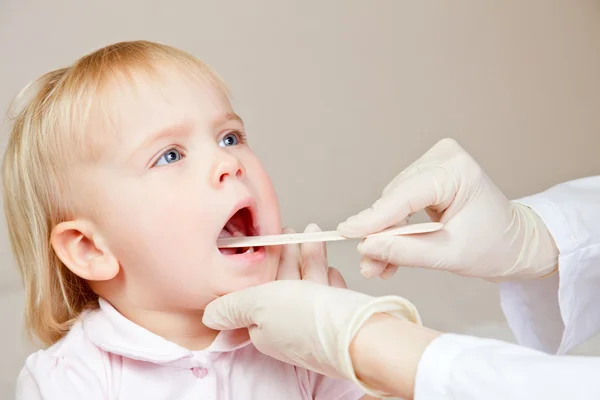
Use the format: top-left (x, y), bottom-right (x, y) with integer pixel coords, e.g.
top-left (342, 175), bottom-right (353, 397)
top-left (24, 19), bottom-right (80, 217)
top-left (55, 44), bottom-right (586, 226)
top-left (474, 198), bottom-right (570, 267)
top-left (225, 222), bottom-right (244, 236)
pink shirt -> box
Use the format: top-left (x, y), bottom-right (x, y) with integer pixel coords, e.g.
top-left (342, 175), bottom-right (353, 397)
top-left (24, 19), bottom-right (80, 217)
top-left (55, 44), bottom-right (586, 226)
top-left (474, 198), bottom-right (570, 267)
top-left (16, 298), bottom-right (364, 399)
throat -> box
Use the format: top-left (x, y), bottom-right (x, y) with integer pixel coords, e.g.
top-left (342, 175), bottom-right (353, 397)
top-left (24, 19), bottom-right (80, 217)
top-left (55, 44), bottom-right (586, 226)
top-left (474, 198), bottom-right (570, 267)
top-left (108, 299), bottom-right (220, 351)
top-left (171, 329), bottom-right (219, 351)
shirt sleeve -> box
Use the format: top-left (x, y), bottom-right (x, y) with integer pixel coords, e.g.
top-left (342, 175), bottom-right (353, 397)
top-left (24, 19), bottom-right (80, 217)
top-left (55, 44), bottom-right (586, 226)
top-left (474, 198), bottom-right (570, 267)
top-left (15, 349), bottom-right (109, 400)
top-left (310, 372), bottom-right (366, 400)
top-left (499, 175), bottom-right (600, 353)
top-left (15, 366), bottom-right (43, 400)
top-left (415, 333), bottom-right (600, 400)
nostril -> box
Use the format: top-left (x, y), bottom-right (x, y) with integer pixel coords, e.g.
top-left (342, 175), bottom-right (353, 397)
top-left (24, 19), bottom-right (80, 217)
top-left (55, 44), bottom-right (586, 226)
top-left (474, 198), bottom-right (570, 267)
top-left (219, 168), bottom-right (243, 182)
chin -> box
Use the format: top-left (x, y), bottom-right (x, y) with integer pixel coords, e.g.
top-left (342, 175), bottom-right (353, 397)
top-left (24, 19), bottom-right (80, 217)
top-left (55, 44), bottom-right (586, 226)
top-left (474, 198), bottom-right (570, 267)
top-left (220, 258), bottom-right (279, 294)
top-left (217, 278), bottom-right (267, 296)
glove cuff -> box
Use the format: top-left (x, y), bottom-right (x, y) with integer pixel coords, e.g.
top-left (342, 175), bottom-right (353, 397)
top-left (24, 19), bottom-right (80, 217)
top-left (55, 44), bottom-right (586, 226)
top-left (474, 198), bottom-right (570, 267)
top-left (341, 295), bottom-right (422, 398)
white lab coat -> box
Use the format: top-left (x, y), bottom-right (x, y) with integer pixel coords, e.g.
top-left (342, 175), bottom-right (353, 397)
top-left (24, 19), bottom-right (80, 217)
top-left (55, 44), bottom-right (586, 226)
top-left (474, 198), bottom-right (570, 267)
top-left (414, 176), bottom-right (600, 399)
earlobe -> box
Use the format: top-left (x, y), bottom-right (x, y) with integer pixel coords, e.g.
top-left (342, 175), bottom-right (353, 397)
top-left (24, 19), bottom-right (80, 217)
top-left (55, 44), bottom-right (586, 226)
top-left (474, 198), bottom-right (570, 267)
top-left (51, 220), bottom-right (119, 281)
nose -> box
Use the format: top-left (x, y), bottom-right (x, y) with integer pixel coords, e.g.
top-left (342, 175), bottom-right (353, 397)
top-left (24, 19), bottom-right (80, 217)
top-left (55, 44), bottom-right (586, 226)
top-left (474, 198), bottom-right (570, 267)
top-left (211, 149), bottom-right (245, 187)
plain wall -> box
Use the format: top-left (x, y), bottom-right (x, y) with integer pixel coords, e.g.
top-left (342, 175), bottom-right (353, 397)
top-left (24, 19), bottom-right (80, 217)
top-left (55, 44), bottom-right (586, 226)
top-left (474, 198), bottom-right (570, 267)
top-left (1, 1), bottom-right (600, 398)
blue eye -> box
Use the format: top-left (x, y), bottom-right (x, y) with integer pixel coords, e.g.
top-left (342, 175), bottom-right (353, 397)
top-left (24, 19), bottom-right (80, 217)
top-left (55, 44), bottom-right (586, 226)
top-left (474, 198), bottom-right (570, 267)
top-left (219, 132), bottom-right (241, 148)
top-left (154, 148), bottom-right (183, 167)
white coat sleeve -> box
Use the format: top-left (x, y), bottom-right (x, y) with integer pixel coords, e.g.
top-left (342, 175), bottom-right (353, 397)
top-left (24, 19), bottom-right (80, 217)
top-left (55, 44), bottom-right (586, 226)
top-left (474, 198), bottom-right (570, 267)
top-left (501, 175), bottom-right (600, 353)
top-left (414, 333), bottom-right (600, 399)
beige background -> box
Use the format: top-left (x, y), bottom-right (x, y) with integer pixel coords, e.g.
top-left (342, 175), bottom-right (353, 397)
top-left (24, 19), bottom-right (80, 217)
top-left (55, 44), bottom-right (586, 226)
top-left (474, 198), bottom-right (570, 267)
top-left (1, 0), bottom-right (600, 398)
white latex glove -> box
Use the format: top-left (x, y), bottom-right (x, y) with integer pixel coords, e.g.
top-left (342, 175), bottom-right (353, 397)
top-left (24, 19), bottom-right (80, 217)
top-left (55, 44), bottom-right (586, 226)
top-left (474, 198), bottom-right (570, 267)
top-left (276, 224), bottom-right (347, 288)
top-left (337, 138), bottom-right (559, 282)
top-left (202, 280), bottom-right (421, 398)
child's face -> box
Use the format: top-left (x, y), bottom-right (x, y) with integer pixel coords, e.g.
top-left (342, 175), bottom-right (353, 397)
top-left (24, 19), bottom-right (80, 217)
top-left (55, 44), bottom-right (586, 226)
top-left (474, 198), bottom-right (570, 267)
top-left (78, 69), bottom-right (282, 310)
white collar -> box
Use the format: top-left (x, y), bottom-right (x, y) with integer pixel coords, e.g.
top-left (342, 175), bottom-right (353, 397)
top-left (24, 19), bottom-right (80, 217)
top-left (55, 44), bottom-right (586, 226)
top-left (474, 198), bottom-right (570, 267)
top-left (82, 298), bottom-right (251, 366)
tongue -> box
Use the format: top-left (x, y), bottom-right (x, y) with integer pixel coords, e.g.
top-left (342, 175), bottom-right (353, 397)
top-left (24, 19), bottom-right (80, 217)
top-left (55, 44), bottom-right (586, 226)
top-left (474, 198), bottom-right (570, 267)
top-left (218, 229), bottom-right (237, 255)
top-left (218, 230), bottom-right (256, 256)
top-left (219, 247), bottom-right (237, 256)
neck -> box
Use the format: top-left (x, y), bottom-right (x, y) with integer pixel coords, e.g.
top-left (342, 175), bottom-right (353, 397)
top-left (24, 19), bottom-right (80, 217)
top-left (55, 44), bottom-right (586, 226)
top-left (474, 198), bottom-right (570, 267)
top-left (105, 297), bottom-right (219, 350)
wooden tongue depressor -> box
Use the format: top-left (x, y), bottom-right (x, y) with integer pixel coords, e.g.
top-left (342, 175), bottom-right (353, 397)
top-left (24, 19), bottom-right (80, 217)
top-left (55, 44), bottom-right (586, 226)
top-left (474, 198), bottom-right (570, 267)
top-left (217, 222), bottom-right (443, 248)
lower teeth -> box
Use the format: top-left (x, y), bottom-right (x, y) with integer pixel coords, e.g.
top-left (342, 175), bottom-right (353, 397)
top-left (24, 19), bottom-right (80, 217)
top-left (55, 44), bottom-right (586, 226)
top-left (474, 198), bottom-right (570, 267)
top-left (236, 247), bottom-right (255, 255)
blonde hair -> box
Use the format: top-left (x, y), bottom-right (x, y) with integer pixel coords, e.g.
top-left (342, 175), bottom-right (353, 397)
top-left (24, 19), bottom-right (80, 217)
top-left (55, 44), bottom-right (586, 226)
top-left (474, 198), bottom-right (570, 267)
top-left (2, 40), bottom-right (228, 346)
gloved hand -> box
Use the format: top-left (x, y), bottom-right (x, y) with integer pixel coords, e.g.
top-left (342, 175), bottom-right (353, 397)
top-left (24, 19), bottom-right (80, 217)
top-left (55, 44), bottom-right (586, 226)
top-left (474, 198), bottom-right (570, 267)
top-left (202, 280), bottom-right (421, 398)
top-left (276, 224), bottom-right (347, 288)
top-left (337, 138), bottom-right (559, 282)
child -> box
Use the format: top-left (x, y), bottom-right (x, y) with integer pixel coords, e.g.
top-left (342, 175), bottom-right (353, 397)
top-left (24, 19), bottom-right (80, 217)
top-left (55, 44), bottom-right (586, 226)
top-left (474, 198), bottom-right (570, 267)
top-left (3, 41), bottom-right (369, 399)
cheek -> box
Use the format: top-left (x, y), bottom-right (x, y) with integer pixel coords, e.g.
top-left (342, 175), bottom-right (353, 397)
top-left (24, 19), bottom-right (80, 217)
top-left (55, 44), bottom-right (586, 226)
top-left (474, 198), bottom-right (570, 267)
top-left (96, 189), bottom-right (221, 306)
top-left (94, 181), bottom-right (216, 268)
top-left (247, 161), bottom-right (281, 235)
top-left (248, 160), bottom-right (282, 281)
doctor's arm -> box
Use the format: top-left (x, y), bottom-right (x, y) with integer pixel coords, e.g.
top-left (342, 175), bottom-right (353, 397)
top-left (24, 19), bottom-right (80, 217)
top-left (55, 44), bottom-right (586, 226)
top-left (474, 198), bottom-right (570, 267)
top-left (203, 280), bottom-right (600, 400)
top-left (355, 311), bottom-right (600, 400)
top-left (500, 175), bottom-right (600, 353)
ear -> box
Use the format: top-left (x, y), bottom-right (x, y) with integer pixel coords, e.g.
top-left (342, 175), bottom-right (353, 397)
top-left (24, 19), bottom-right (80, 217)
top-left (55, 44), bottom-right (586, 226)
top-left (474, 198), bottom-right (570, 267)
top-left (51, 220), bottom-right (119, 281)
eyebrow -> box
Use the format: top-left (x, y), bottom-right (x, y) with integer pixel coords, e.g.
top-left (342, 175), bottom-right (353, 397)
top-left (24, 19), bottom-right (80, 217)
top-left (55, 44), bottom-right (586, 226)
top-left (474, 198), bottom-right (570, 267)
top-left (135, 119), bottom-right (194, 155)
top-left (214, 112), bottom-right (243, 126)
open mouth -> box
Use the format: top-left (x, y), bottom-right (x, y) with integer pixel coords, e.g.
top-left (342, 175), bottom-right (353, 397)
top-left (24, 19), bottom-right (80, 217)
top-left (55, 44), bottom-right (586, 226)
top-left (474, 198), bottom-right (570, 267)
top-left (218, 207), bottom-right (262, 256)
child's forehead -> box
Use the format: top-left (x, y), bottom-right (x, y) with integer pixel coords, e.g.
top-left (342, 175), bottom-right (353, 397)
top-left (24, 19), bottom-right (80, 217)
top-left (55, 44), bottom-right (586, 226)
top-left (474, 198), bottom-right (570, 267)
top-left (99, 66), bottom-right (231, 140)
